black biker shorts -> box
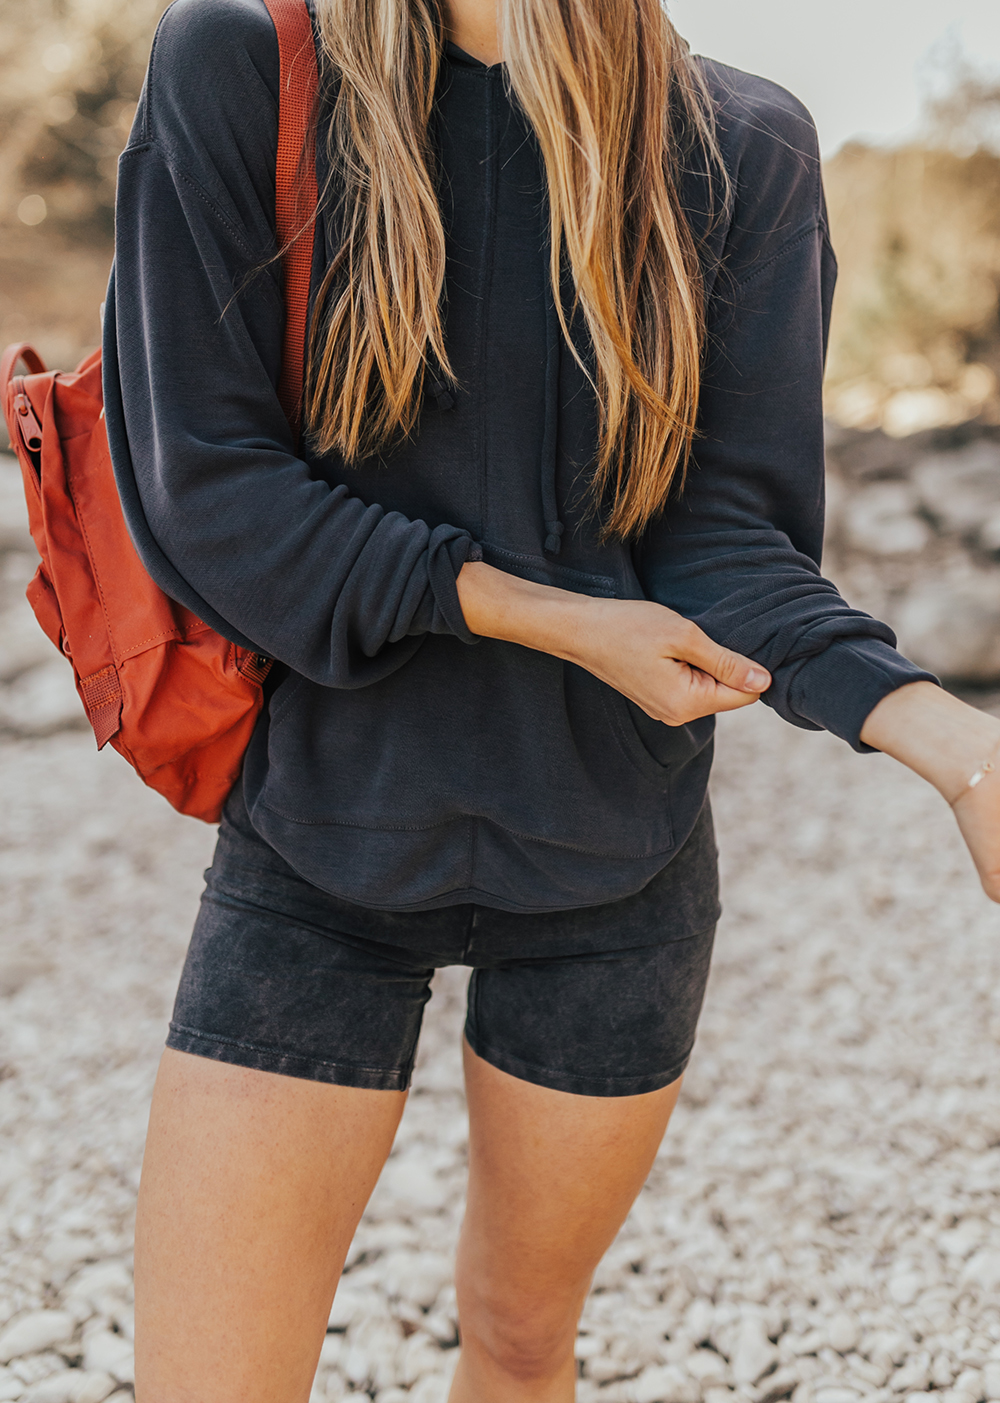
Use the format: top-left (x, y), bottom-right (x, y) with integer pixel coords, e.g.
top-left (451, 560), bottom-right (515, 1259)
top-left (167, 781), bottom-right (721, 1098)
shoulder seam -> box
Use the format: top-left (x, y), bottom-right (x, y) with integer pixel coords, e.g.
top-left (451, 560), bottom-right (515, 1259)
top-left (118, 141), bottom-right (273, 266)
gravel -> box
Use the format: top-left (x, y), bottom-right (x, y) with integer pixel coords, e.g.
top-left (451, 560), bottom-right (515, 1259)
top-left (1, 702), bottom-right (999, 1402)
top-left (2, 451), bottom-right (1000, 1400)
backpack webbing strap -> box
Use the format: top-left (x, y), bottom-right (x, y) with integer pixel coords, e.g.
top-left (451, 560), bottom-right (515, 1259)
top-left (263, 0), bottom-right (320, 439)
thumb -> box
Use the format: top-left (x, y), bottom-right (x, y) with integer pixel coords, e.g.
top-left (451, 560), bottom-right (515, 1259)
top-left (675, 625), bottom-right (771, 694)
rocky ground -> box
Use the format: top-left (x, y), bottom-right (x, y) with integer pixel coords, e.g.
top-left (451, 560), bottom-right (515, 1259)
top-left (1, 448), bottom-right (1000, 1403)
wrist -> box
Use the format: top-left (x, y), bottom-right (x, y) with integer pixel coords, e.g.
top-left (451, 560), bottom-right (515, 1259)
top-left (860, 681), bottom-right (1000, 802)
top-left (456, 560), bottom-right (595, 658)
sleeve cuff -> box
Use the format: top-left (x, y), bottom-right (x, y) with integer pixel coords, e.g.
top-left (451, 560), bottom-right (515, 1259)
top-left (407, 533), bottom-right (484, 644)
top-left (783, 638), bottom-right (939, 752)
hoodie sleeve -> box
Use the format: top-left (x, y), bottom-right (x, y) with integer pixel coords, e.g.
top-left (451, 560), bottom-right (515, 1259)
top-left (103, 0), bottom-right (479, 690)
top-left (637, 67), bottom-right (936, 750)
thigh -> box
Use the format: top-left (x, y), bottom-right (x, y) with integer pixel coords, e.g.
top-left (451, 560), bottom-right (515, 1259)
top-left (454, 1043), bottom-right (682, 1357)
top-left (135, 1049), bottom-right (405, 1403)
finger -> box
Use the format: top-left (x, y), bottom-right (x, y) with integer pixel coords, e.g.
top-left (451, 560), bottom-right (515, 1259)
top-left (646, 665), bottom-right (763, 723)
top-left (687, 674), bottom-right (765, 716)
top-left (668, 622), bottom-right (770, 695)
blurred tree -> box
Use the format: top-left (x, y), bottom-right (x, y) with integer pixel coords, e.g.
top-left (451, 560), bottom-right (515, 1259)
top-left (0, 0), bottom-right (168, 243)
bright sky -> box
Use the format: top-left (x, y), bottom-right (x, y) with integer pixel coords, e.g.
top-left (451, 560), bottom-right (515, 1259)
top-left (666, 0), bottom-right (1000, 154)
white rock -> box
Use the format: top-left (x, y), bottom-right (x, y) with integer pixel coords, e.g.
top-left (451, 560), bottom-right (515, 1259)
top-left (785, 1331), bottom-right (827, 1358)
top-left (891, 1359), bottom-right (930, 1393)
top-left (575, 1336), bottom-right (605, 1361)
top-left (887, 1271), bottom-right (924, 1306)
top-left (913, 442), bottom-right (1000, 535)
top-left (341, 1346), bottom-right (370, 1388)
top-left (423, 1312), bottom-right (457, 1345)
top-left (63, 1266), bottom-right (132, 1315)
top-left (585, 1355), bottom-right (628, 1384)
top-left (407, 1367), bottom-right (455, 1403)
top-left (7, 1360), bottom-right (64, 1390)
top-left (0, 1365), bottom-right (24, 1402)
top-left (982, 1361), bottom-right (1000, 1398)
top-left (0, 1316), bottom-right (75, 1366)
top-left (893, 577), bottom-right (1000, 682)
top-left (938, 1222), bottom-right (986, 1259)
top-left (961, 1251), bottom-right (1000, 1292)
top-left (327, 1288), bottom-right (382, 1332)
top-left (813, 1389), bottom-right (860, 1403)
top-left (931, 1354), bottom-right (957, 1388)
top-left (847, 1356), bottom-right (886, 1388)
top-left (827, 1315), bottom-right (861, 1356)
top-left (632, 1363), bottom-right (698, 1403)
top-left (80, 1335), bottom-right (132, 1386)
top-left (400, 1332), bottom-right (444, 1387)
top-left (685, 1300), bottom-right (715, 1344)
top-left (40, 1237), bottom-right (98, 1272)
top-left (843, 484), bottom-right (930, 556)
top-left (380, 1250), bottom-right (452, 1310)
top-left (18, 1375), bottom-right (116, 1403)
top-left (758, 1366), bottom-right (800, 1403)
top-left (732, 1317), bottom-right (778, 1386)
top-left (686, 1349), bottom-right (730, 1384)
top-left (318, 1335), bottom-right (342, 1369)
top-left (953, 1369), bottom-right (983, 1398)
top-left (346, 1318), bottom-right (403, 1393)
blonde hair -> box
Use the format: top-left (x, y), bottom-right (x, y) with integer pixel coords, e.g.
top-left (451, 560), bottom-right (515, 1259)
top-left (307, 0), bottom-right (724, 538)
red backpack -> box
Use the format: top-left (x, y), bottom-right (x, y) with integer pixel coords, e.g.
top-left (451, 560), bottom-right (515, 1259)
top-left (1, 0), bottom-right (318, 823)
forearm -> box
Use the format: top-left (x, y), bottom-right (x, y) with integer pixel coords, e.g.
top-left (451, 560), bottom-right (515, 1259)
top-left (456, 560), bottom-right (770, 725)
top-left (456, 561), bottom-right (592, 661)
top-left (860, 681), bottom-right (1000, 803)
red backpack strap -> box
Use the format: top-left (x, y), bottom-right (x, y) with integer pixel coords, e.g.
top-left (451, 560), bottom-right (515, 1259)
top-left (1, 342), bottom-right (47, 393)
top-left (262, 0), bottom-right (320, 438)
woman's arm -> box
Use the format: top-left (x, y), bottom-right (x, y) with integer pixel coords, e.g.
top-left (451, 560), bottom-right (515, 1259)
top-left (860, 683), bottom-right (1000, 902)
top-left (104, 0), bottom-right (478, 689)
top-left (638, 72), bottom-right (937, 751)
top-left (457, 561), bottom-right (771, 722)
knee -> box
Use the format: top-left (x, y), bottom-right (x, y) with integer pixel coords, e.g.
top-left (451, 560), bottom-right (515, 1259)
top-left (456, 1278), bottom-right (578, 1383)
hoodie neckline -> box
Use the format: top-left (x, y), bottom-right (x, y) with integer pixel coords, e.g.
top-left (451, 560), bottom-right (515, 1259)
top-left (443, 39), bottom-right (503, 73)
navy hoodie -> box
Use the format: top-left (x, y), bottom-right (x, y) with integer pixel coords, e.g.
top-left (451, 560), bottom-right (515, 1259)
top-left (103, 0), bottom-right (934, 912)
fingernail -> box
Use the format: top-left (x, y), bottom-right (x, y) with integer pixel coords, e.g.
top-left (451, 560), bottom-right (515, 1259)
top-left (745, 667), bottom-right (770, 691)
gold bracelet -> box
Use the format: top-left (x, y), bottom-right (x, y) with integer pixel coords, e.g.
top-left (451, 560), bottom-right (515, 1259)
top-left (953, 753), bottom-right (999, 807)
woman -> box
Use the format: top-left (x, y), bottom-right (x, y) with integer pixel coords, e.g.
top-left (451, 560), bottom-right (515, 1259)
top-left (103, 0), bottom-right (1000, 1396)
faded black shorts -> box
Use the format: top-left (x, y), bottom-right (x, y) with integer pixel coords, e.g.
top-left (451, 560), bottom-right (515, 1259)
top-left (167, 781), bottom-right (721, 1098)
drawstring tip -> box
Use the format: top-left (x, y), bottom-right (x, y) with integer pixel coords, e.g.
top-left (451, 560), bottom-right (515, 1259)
top-left (425, 375), bottom-right (456, 412)
top-left (544, 520), bottom-right (564, 555)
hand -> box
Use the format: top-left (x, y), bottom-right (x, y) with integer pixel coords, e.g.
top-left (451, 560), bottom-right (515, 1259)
top-left (456, 561), bottom-right (771, 726)
top-left (860, 681), bottom-right (1000, 903)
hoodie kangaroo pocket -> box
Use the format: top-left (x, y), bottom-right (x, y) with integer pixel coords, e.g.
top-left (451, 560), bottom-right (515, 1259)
top-left (257, 637), bottom-right (677, 861)
top-left (604, 691), bottom-right (715, 784)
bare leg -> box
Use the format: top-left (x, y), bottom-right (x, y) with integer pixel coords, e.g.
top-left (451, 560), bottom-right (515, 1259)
top-left (449, 1041), bottom-right (682, 1403)
top-left (133, 1048), bottom-right (406, 1403)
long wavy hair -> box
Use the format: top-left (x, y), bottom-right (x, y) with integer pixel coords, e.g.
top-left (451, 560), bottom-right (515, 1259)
top-left (306, 0), bottom-right (725, 538)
